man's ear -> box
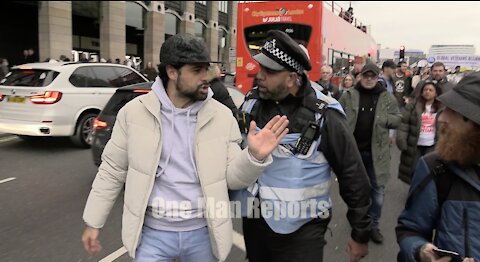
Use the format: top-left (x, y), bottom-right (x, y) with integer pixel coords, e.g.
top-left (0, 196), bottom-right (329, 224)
top-left (287, 72), bottom-right (299, 88)
top-left (166, 65), bottom-right (178, 81)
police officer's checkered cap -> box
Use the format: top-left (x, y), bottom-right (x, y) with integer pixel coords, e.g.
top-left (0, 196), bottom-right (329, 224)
top-left (253, 30), bottom-right (312, 74)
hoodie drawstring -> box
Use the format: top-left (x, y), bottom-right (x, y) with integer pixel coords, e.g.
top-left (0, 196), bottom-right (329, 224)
top-left (156, 106), bottom-right (176, 178)
top-left (186, 109), bottom-right (198, 174)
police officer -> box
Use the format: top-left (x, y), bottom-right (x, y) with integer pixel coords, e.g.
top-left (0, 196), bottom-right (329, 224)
top-left (232, 30), bottom-right (372, 262)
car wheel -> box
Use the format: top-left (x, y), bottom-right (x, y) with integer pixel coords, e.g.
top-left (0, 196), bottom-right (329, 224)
top-left (71, 113), bottom-right (97, 148)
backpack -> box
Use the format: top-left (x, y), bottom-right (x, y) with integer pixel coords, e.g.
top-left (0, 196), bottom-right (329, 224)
top-left (378, 77), bottom-right (387, 87)
top-left (378, 76), bottom-right (393, 93)
top-left (405, 152), bottom-right (453, 209)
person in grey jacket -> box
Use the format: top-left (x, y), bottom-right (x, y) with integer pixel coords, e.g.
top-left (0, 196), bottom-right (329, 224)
top-left (339, 63), bottom-right (402, 244)
top-left (81, 33), bottom-right (289, 261)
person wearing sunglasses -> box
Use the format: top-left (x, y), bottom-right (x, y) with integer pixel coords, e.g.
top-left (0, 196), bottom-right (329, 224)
top-left (340, 63), bottom-right (402, 245)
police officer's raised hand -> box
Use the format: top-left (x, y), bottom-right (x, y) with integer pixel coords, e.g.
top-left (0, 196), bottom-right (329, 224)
top-left (247, 115), bottom-right (289, 161)
top-left (347, 238), bottom-right (368, 262)
top-left (81, 226), bottom-right (102, 256)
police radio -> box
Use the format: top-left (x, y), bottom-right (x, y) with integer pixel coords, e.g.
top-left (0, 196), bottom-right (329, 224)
top-left (294, 122), bottom-right (320, 155)
top-left (235, 111), bottom-right (251, 134)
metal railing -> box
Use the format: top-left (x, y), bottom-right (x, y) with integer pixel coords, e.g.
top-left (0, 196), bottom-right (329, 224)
top-left (323, 1), bottom-right (368, 33)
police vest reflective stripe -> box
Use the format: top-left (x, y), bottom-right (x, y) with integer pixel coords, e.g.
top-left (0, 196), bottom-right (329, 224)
top-left (230, 83), bottom-right (346, 234)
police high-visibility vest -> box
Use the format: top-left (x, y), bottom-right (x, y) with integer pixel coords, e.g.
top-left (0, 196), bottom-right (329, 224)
top-left (230, 82), bottom-right (345, 234)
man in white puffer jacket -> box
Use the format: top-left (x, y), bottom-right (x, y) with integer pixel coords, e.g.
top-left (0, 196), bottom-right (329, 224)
top-left (81, 33), bottom-right (289, 261)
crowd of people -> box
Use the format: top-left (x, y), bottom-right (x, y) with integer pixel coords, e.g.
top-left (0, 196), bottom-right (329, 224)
top-left (79, 30), bottom-right (479, 262)
top-left (339, 7), bottom-right (354, 23)
top-left (1, 32), bottom-right (474, 262)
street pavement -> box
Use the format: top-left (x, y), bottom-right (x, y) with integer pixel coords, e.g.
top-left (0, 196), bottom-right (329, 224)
top-left (0, 135), bottom-right (408, 262)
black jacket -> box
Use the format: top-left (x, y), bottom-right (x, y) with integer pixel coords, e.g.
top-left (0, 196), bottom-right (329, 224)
top-left (249, 80), bottom-right (372, 243)
top-left (353, 83), bottom-right (386, 151)
top-left (396, 102), bottom-right (441, 184)
top-left (210, 78), bottom-right (238, 114)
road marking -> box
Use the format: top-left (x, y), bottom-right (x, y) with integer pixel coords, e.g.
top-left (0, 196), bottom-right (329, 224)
top-left (0, 136), bottom-right (18, 143)
top-left (0, 177), bottom-right (16, 184)
top-left (233, 230), bottom-right (246, 252)
top-left (99, 247), bottom-right (127, 262)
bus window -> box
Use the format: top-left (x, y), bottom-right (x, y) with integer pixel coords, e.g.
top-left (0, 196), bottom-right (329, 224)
top-left (244, 23), bottom-right (312, 56)
top-left (328, 49), bottom-right (354, 77)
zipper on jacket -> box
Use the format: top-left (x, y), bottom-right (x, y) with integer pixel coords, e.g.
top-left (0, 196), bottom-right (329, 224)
top-left (463, 207), bottom-right (470, 257)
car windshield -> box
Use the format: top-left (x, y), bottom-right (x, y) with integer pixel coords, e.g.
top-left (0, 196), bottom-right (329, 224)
top-left (101, 90), bottom-right (150, 116)
top-left (0, 69), bottom-right (59, 87)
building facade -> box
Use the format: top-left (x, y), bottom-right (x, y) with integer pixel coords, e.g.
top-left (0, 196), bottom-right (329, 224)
top-left (0, 1), bottom-right (238, 72)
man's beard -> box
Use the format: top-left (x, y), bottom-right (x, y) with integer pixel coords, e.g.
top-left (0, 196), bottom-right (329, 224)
top-left (433, 74), bottom-right (443, 81)
top-left (176, 78), bottom-right (208, 102)
top-left (258, 82), bottom-right (288, 100)
top-left (436, 122), bottom-right (480, 167)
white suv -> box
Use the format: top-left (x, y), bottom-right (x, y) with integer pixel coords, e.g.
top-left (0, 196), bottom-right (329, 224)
top-left (0, 61), bottom-right (149, 147)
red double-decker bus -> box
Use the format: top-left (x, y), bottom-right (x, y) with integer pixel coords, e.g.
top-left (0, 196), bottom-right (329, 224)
top-left (235, 1), bottom-right (378, 94)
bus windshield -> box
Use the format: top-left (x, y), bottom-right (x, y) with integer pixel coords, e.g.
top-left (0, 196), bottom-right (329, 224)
top-left (236, 1), bottom-right (377, 94)
top-left (244, 23), bottom-right (312, 57)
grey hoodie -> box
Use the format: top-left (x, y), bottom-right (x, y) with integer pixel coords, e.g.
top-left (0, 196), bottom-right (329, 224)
top-left (144, 77), bottom-right (213, 231)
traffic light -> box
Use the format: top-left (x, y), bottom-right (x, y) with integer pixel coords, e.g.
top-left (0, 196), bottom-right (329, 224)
top-left (399, 45), bottom-right (405, 60)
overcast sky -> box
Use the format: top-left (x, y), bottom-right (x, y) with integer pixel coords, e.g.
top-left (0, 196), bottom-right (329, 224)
top-left (340, 1), bottom-right (480, 54)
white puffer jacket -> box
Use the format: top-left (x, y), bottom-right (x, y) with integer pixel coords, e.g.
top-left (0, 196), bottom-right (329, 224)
top-left (83, 91), bottom-right (272, 260)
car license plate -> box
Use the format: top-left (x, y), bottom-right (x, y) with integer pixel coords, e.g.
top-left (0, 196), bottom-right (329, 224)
top-left (7, 96), bottom-right (26, 103)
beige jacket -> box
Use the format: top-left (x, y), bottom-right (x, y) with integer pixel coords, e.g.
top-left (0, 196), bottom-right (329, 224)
top-left (83, 92), bottom-right (272, 261)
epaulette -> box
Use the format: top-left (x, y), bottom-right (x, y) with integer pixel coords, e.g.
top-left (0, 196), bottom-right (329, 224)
top-left (245, 88), bottom-right (261, 100)
top-left (303, 96), bottom-right (329, 115)
top-left (319, 93), bottom-right (337, 104)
